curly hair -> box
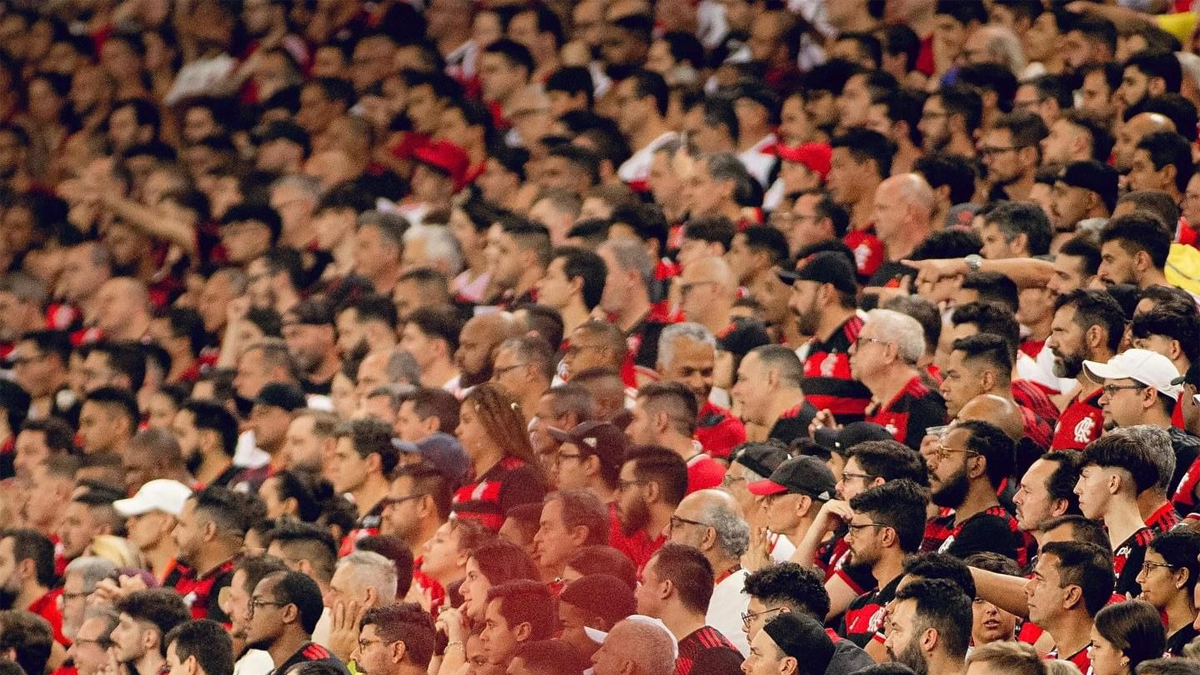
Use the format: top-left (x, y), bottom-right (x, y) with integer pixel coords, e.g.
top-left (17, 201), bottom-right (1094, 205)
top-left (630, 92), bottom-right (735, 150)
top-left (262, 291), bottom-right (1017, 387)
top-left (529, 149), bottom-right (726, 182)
top-left (462, 383), bottom-right (541, 472)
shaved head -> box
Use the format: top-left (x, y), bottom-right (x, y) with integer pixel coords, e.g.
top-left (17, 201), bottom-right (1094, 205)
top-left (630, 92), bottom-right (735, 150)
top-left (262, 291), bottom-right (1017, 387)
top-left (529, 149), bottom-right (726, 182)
top-left (956, 394), bottom-right (1023, 440)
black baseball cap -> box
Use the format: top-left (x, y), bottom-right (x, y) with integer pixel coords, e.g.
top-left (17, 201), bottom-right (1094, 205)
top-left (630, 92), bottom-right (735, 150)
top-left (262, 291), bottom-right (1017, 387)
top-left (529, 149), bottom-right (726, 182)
top-left (747, 455), bottom-right (836, 500)
top-left (1057, 160), bottom-right (1118, 210)
top-left (716, 318), bottom-right (771, 358)
top-left (730, 442), bottom-right (790, 479)
top-left (776, 251), bottom-right (858, 295)
top-left (814, 422), bottom-right (894, 456)
top-left (548, 421), bottom-right (628, 472)
top-left (253, 383), bottom-right (307, 412)
top-left (763, 613), bottom-right (834, 670)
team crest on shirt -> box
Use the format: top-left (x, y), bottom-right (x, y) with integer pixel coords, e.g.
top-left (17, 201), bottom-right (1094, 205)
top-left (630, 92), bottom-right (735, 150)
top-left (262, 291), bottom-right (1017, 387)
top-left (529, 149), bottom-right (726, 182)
top-left (868, 606), bottom-right (887, 632)
top-left (1073, 417), bottom-right (1096, 444)
top-left (820, 353), bottom-right (836, 377)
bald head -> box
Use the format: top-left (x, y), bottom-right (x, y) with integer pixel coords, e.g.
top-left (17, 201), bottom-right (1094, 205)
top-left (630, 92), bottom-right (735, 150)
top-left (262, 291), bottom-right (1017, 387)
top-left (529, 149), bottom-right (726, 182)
top-left (457, 312), bottom-right (527, 382)
top-left (682, 256), bottom-right (736, 294)
top-left (956, 394), bottom-right (1023, 440)
top-left (95, 277), bottom-right (151, 336)
top-left (880, 174), bottom-right (935, 219)
top-left (1116, 113), bottom-right (1176, 170)
top-left (680, 488), bottom-right (741, 518)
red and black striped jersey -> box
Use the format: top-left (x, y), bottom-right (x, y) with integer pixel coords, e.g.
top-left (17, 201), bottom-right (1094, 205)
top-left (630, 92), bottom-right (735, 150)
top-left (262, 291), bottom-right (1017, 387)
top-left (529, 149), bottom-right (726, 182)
top-left (867, 376), bottom-right (947, 451)
top-left (802, 316), bottom-right (872, 422)
top-left (1146, 501), bottom-right (1182, 535)
top-left (1012, 379), bottom-right (1060, 424)
top-left (451, 456), bottom-right (547, 531)
top-left (164, 556), bottom-right (238, 622)
top-left (838, 574), bottom-right (903, 648)
top-left (921, 505), bottom-right (1025, 566)
top-left (768, 400), bottom-right (819, 446)
top-left (815, 529), bottom-right (875, 593)
top-left (675, 626), bottom-right (743, 675)
top-left (1113, 527), bottom-right (1155, 598)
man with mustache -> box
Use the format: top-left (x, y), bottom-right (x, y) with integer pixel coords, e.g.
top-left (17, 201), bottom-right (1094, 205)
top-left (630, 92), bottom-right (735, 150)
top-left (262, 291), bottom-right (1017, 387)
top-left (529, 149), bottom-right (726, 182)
top-left (613, 446), bottom-right (687, 570)
top-left (919, 421), bottom-right (1022, 565)
top-left (1047, 289), bottom-right (1124, 450)
top-left (883, 578), bottom-right (972, 675)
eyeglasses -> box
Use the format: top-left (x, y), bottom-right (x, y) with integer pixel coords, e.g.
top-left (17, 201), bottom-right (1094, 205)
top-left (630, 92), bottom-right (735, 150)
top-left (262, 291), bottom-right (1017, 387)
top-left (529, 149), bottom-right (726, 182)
top-left (846, 522), bottom-right (890, 535)
top-left (1141, 560), bottom-right (1175, 573)
top-left (248, 599), bottom-right (286, 616)
top-left (839, 471), bottom-right (875, 483)
top-left (854, 337), bottom-right (888, 348)
top-left (932, 444), bottom-right (979, 462)
top-left (1102, 383), bottom-right (1146, 397)
top-left (741, 606), bottom-right (784, 629)
top-left (358, 638), bottom-right (385, 651)
top-left (669, 515), bottom-right (711, 531)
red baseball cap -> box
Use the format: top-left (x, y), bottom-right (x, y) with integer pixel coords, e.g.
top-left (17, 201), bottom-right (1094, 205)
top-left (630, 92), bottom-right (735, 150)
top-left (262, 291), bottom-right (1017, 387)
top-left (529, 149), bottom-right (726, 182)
top-left (413, 140), bottom-right (471, 192)
top-left (773, 142), bottom-right (832, 181)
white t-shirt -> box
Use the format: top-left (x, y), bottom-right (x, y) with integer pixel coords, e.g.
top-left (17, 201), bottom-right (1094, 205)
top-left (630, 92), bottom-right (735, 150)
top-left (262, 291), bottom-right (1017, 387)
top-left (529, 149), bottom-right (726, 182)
top-left (707, 568), bottom-right (751, 656)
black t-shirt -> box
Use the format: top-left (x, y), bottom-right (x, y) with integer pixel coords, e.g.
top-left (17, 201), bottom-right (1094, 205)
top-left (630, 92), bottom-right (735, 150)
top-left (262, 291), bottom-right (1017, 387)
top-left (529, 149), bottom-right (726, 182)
top-left (1114, 527), bottom-right (1154, 598)
top-left (921, 507), bottom-right (1022, 565)
top-left (1168, 623), bottom-right (1199, 656)
top-left (768, 400), bottom-right (819, 446)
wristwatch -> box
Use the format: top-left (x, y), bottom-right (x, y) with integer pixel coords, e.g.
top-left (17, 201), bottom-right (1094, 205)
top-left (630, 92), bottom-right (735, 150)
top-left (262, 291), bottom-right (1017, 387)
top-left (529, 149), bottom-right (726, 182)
top-left (964, 254), bottom-right (983, 272)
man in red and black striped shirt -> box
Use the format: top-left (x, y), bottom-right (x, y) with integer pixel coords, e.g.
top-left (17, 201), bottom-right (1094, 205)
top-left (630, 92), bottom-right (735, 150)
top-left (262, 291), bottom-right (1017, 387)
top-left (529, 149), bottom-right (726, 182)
top-left (920, 422), bottom-right (1023, 565)
top-left (1024, 541), bottom-right (1114, 675)
top-left (780, 251), bottom-right (872, 424)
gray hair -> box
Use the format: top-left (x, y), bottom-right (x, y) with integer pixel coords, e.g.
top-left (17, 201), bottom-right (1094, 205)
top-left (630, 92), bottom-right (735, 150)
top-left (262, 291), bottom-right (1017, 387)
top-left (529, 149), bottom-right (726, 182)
top-left (338, 550), bottom-right (398, 602)
top-left (387, 348), bottom-right (421, 386)
top-left (704, 152), bottom-right (755, 206)
top-left (658, 322), bottom-right (715, 370)
top-left (700, 499), bottom-right (749, 557)
top-left (864, 309), bottom-right (925, 365)
top-left (600, 238), bottom-right (653, 289)
top-left (404, 225), bottom-right (464, 276)
top-left (1110, 425), bottom-right (1174, 492)
top-left (64, 556), bottom-right (118, 593)
top-left (271, 174), bottom-right (322, 200)
top-left (976, 25), bottom-right (1026, 75)
top-left (0, 272), bottom-right (48, 306)
top-left (82, 606), bottom-right (120, 637)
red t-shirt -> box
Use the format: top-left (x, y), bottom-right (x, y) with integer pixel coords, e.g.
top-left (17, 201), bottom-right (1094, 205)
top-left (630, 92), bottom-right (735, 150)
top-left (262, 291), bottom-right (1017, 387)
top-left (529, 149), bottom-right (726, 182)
top-left (1052, 387), bottom-right (1104, 450)
top-left (30, 588), bottom-right (68, 646)
top-left (686, 454), bottom-right (726, 495)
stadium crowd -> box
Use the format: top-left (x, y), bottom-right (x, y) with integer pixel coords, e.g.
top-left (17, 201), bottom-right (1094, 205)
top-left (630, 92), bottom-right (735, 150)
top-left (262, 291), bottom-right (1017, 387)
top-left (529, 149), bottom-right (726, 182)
top-left (6, 2), bottom-right (1200, 675)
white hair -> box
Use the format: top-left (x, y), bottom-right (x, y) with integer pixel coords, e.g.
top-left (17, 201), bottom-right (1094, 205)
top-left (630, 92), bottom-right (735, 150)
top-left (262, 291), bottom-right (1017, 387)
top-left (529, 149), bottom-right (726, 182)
top-left (658, 322), bottom-right (715, 369)
top-left (338, 551), bottom-right (398, 602)
top-left (404, 225), bottom-right (464, 276)
top-left (608, 619), bottom-right (678, 675)
top-left (978, 25), bottom-right (1026, 75)
top-left (865, 309), bottom-right (925, 365)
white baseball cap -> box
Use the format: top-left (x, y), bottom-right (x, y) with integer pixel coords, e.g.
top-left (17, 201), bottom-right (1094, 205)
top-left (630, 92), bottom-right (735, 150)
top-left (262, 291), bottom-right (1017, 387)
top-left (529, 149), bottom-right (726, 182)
top-left (113, 479), bottom-right (193, 517)
top-left (1083, 349), bottom-right (1183, 401)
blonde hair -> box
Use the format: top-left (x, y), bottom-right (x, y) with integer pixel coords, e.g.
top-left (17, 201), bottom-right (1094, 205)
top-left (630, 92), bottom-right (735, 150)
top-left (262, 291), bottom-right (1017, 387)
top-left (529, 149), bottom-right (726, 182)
top-left (86, 535), bottom-right (145, 570)
top-left (966, 642), bottom-right (1045, 675)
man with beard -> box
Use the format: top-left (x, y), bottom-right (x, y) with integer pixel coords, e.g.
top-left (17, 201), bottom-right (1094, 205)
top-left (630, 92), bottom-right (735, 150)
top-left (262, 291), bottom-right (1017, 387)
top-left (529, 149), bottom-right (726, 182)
top-left (244, 571), bottom-right (348, 675)
top-left (884, 579), bottom-right (972, 675)
top-left (0, 529), bottom-right (65, 644)
top-left (245, 249), bottom-right (302, 316)
top-left (1048, 289), bottom-right (1125, 450)
top-left (168, 488), bottom-right (246, 622)
top-left (1096, 213), bottom-right (1173, 291)
top-left (979, 111), bottom-right (1046, 203)
top-left (281, 298), bottom-right (341, 397)
top-left (455, 312), bottom-right (526, 391)
top-left (488, 222), bottom-right (551, 309)
top-left (920, 421), bottom-right (1022, 565)
top-left (781, 252), bottom-right (871, 423)
top-left (109, 589), bottom-right (191, 675)
top-left (918, 86), bottom-right (982, 158)
top-left (837, 480), bottom-right (927, 648)
top-left (627, 382), bottom-right (726, 493)
top-left (336, 295), bottom-right (399, 363)
top-left (614, 446), bottom-right (687, 570)
top-left (174, 399), bottom-right (246, 489)
top-left (114, 480), bottom-right (192, 584)
top-left (351, 603), bottom-right (436, 675)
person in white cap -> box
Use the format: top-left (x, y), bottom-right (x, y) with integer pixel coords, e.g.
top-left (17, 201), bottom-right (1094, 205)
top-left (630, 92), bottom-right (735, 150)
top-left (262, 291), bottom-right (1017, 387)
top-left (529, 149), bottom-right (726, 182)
top-left (115, 479), bottom-right (193, 583)
top-left (1084, 349), bottom-right (1199, 502)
